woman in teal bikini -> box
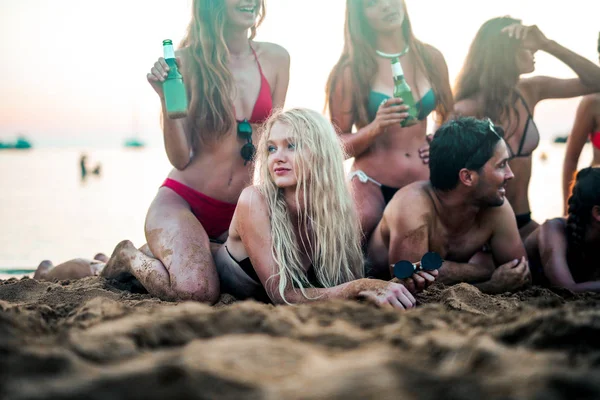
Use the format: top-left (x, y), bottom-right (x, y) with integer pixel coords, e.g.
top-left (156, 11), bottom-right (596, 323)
top-left (563, 34), bottom-right (600, 214)
top-left (325, 0), bottom-right (453, 241)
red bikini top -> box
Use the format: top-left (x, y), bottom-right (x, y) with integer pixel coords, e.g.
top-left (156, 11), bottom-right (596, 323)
top-left (236, 45), bottom-right (273, 125)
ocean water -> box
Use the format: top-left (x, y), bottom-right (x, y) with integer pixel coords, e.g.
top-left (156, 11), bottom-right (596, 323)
top-left (0, 141), bottom-right (594, 275)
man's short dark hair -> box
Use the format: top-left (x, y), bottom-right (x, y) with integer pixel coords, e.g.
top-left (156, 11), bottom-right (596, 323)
top-left (429, 117), bottom-right (504, 191)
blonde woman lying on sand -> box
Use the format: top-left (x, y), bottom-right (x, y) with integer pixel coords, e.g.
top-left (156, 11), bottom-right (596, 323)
top-left (214, 108), bottom-right (437, 309)
top-left (526, 167), bottom-right (600, 292)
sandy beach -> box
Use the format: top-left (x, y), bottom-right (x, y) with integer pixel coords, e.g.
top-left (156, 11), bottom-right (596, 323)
top-left (1, 276), bottom-right (599, 400)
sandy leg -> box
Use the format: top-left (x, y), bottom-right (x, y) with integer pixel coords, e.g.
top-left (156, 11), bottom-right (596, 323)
top-left (101, 240), bottom-right (175, 301)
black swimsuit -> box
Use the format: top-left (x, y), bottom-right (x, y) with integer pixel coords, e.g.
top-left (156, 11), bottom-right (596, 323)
top-left (506, 92), bottom-right (541, 229)
top-left (225, 246), bottom-right (321, 303)
top-left (505, 92), bottom-right (541, 159)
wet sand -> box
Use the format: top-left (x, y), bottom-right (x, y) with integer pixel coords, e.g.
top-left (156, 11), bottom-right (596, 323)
top-left (1, 276), bottom-right (599, 399)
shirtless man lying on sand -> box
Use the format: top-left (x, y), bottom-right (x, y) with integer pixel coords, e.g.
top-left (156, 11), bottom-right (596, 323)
top-left (368, 117), bottom-right (531, 294)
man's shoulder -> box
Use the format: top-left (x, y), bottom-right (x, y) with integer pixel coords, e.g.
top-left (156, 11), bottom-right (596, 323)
top-left (386, 181), bottom-right (433, 221)
top-left (479, 201), bottom-right (523, 236)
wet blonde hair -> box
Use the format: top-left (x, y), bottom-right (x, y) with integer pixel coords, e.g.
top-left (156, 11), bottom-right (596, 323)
top-left (255, 108), bottom-right (365, 303)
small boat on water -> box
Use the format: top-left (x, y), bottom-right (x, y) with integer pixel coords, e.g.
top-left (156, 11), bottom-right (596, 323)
top-left (0, 135), bottom-right (33, 150)
top-left (124, 137), bottom-right (145, 148)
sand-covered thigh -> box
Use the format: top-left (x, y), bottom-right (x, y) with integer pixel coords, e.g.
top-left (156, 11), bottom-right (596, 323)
top-left (1, 277), bottom-right (600, 400)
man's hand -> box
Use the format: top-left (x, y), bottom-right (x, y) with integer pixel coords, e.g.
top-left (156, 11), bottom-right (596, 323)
top-left (399, 269), bottom-right (439, 294)
top-left (482, 256), bottom-right (531, 294)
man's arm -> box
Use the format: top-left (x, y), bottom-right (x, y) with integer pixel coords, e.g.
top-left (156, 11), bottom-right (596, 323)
top-left (489, 202), bottom-right (527, 264)
top-left (437, 259), bottom-right (496, 286)
top-left (476, 202), bottom-right (530, 293)
top-left (386, 193), bottom-right (431, 277)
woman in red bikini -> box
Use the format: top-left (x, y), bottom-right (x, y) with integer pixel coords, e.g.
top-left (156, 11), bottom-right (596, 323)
top-left (101, 0), bottom-right (290, 302)
top-left (454, 19), bottom-right (600, 241)
top-left (562, 34), bottom-right (600, 215)
top-left (325, 0), bottom-right (453, 241)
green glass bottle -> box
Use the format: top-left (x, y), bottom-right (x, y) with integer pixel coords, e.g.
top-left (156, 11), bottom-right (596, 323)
top-left (162, 39), bottom-right (188, 119)
top-left (391, 57), bottom-right (418, 127)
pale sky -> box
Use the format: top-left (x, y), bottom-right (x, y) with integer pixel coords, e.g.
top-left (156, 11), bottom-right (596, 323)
top-left (0, 0), bottom-right (598, 147)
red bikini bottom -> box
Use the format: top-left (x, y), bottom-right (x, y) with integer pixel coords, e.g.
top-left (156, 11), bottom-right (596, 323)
top-left (161, 178), bottom-right (237, 240)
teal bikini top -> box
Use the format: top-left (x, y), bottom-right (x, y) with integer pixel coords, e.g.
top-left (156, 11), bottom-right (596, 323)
top-left (367, 88), bottom-right (436, 122)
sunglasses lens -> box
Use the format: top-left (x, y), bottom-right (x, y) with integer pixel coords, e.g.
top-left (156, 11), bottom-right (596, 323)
top-left (237, 120), bottom-right (252, 139)
top-left (241, 142), bottom-right (256, 162)
top-left (421, 252), bottom-right (443, 271)
top-left (393, 260), bottom-right (415, 279)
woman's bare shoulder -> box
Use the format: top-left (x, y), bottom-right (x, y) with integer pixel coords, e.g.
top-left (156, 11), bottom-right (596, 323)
top-left (252, 41), bottom-right (290, 62)
top-left (421, 43), bottom-right (446, 63)
top-left (238, 185), bottom-right (268, 208)
top-left (581, 93), bottom-right (600, 108)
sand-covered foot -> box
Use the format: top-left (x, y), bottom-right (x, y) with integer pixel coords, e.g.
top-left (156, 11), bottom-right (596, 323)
top-left (93, 253), bottom-right (109, 263)
top-left (101, 240), bottom-right (138, 281)
top-left (33, 260), bottom-right (53, 280)
top-left (138, 243), bottom-right (154, 258)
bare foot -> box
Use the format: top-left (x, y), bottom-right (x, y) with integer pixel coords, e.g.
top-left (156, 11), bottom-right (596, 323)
top-left (101, 240), bottom-right (138, 280)
top-left (93, 253), bottom-right (109, 263)
top-left (33, 260), bottom-right (53, 280)
top-left (138, 243), bottom-right (154, 258)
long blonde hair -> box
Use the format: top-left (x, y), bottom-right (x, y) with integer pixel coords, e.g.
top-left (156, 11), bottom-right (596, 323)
top-left (179, 0), bottom-right (266, 150)
top-left (255, 108), bottom-right (365, 303)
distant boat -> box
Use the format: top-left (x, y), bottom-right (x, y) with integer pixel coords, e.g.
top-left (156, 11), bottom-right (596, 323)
top-left (0, 135), bottom-right (33, 150)
top-left (124, 137), bottom-right (145, 148)
top-left (553, 136), bottom-right (568, 144)
top-left (123, 103), bottom-right (146, 148)
top-left (553, 135), bottom-right (591, 145)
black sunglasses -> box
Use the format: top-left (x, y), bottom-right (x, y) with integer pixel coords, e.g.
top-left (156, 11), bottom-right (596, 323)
top-left (391, 251), bottom-right (443, 280)
top-left (237, 119), bottom-right (256, 165)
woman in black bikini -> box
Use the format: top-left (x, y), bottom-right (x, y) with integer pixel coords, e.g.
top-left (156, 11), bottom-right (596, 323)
top-left (325, 0), bottom-right (453, 241)
top-left (454, 18), bottom-right (600, 240)
top-left (214, 108), bottom-right (437, 309)
top-left (526, 167), bottom-right (600, 292)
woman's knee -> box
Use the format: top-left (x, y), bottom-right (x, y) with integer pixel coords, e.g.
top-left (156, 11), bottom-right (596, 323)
top-left (171, 279), bottom-right (220, 303)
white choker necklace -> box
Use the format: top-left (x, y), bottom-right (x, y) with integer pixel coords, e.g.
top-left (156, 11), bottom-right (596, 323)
top-left (375, 45), bottom-right (410, 59)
